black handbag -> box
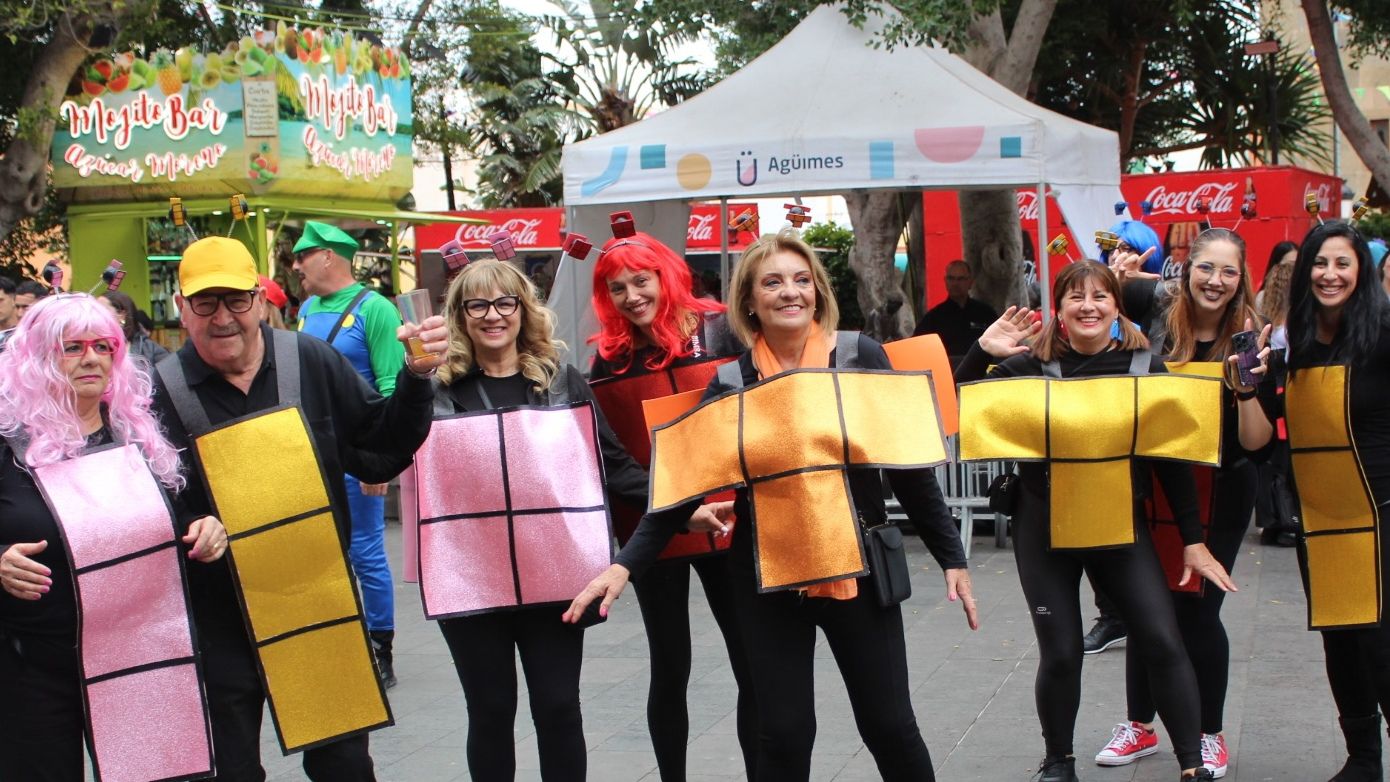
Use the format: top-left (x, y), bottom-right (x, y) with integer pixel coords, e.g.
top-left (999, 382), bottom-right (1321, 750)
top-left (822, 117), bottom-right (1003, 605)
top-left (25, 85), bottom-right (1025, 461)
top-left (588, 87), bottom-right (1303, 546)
top-left (987, 471), bottom-right (1020, 516)
top-left (864, 522), bottom-right (912, 607)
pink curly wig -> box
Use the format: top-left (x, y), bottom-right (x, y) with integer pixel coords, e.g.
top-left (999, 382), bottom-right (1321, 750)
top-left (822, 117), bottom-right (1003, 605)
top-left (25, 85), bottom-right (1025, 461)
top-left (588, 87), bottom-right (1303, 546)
top-left (0, 294), bottom-right (183, 490)
top-left (589, 231), bottom-right (724, 372)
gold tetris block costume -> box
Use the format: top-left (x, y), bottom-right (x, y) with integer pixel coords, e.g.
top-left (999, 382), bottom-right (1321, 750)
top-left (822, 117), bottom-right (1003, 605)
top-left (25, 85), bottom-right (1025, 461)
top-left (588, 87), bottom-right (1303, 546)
top-left (958, 371), bottom-right (1223, 549)
top-left (649, 369), bottom-right (948, 592)
top-left (1286, 366), bottom-right (1381, 629)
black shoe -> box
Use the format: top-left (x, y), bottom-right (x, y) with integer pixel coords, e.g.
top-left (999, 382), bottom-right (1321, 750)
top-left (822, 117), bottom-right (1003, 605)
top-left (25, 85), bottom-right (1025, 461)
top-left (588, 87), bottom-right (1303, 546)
top-left (369, 630), bottom-right (397, 689)
top-left (1329, 713), bottom-right (1383, 782)
top-left (1185, 769), bottom-right (1217, 781)
top-left (1033, 756), bottom-right (1078, 782)
top-left (1083, 616), bottom-right (1126, 655)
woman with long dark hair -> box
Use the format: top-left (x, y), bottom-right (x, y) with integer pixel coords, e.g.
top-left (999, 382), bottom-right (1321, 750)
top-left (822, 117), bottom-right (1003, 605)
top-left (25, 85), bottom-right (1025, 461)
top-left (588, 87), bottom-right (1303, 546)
top-left (586, 229), bottom-right (755, 780)
top-left (1093, 229), bottom-right (1273, 778)
top-left (958, 261), bottom-right (1234, 782)
top-left (1238, 221), bottom-right (1390, 782)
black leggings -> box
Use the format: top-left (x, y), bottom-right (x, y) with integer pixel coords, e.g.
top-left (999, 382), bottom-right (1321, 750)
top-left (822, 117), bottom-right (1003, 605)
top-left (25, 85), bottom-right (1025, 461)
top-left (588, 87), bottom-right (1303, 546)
top-left (1014, 490), bottom-right (1203, 769)
top-left (1126, 463), bottom-right (1256, 734)
top-left (632, 554), bottom-right (756, 780)
top-left (0, 632), bottom-right (84, 782)
top-left (728, 563), bottom-right (935, 782)
top-left (439, 609), bottom-right (587, 782)
top-left (1323, 625), bottom-right (1390, 720)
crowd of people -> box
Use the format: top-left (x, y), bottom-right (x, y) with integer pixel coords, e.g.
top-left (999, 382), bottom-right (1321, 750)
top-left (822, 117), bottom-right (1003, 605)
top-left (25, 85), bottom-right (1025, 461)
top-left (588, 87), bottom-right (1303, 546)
top-left (0, 212), bottom-right (1387, 782)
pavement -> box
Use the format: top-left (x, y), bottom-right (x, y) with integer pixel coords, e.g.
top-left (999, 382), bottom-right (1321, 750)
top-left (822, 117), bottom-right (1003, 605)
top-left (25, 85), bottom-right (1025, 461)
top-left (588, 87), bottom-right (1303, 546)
top-left (241, 524), bottom-right (1342, 782)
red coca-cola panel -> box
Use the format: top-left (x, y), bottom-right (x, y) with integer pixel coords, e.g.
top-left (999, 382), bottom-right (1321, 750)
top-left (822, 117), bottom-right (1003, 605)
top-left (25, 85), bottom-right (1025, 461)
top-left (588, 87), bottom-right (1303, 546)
top-left (414, 208), bottom-right (565, 252)
top-left (687, 203), bottom-right (759, 251)
top-left (921, 165), bottom-right (1341, 309)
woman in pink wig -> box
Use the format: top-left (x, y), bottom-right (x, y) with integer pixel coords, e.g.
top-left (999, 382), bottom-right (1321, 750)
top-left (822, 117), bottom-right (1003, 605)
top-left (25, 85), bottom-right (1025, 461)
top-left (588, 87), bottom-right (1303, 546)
top-left (0, 293), bottom-right (227, 781)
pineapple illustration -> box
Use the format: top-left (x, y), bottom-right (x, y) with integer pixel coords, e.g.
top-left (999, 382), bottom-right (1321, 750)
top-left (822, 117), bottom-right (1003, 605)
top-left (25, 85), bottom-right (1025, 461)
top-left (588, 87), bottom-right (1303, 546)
top-left (155, 50), bottom-right (182, 96)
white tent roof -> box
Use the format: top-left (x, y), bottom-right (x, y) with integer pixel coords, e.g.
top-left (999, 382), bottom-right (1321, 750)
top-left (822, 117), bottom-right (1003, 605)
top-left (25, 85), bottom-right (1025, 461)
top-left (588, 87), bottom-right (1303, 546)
top-left (561, 5), bottom-right (1121, 206)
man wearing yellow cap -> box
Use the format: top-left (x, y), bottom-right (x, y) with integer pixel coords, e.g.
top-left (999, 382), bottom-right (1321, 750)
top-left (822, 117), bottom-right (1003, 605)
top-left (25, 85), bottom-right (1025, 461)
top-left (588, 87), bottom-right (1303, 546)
top-left (150, 236), bottom-right (446, 782)
top-left (292, 221), bottom-right (404, 688)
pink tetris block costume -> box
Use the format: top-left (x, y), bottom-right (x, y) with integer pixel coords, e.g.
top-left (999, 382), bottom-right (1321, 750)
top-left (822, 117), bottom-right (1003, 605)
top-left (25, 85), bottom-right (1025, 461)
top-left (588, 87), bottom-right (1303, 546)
top-left (33, 443), bottom-right (213, 782)
top-left (414, 402), bottom-right (614, 619)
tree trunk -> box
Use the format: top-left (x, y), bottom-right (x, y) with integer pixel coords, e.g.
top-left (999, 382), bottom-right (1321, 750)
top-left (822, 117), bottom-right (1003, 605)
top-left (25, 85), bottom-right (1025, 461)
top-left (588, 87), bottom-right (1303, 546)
top-left (843, 190), bottom-right (913, 341)
top-left (1301, 0), bottom-right (1390, 193)
top-left (0, 8), bottom-right (119, 244)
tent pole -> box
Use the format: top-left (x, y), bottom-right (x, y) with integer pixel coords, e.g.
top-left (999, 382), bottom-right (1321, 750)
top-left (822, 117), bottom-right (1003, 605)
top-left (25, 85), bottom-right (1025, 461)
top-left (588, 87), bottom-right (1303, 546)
top-left (1037, 183), bottom-right (1050, 319)
top-left (719, 197), bottom-right (730, 302)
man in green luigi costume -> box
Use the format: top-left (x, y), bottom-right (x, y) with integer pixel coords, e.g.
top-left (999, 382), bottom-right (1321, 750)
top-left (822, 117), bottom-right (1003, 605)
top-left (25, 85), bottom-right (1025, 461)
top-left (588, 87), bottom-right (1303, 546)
top-left (293, 221), bottom-right (405, 687)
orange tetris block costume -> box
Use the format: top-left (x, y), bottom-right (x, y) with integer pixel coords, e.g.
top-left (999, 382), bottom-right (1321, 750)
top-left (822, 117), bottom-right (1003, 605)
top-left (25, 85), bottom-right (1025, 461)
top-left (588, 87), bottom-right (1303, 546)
top-left (958, 363), bottom-right (1223, 550)
top-left (1285, 365), bottom-right (1381, 630)
top-left (648, 364), bottom-right (949, 592)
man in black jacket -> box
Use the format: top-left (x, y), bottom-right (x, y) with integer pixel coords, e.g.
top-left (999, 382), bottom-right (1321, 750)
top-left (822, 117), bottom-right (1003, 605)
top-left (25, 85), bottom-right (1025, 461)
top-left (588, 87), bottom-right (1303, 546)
top-left (150, 237), bottom-right (446, 782)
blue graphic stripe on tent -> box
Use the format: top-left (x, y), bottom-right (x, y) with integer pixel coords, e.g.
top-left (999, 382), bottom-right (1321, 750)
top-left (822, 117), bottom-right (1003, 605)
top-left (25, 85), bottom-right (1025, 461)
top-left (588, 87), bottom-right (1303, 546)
top-left (581, 147), bottom-right (629, 196)
top-left (869, 141), bottom-right (894, 179)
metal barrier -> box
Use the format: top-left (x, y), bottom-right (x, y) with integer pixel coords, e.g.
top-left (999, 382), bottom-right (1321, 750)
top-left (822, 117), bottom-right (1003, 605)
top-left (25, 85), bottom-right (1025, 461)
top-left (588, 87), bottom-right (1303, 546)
top-left (887, 435), bottom-right (1009, 558)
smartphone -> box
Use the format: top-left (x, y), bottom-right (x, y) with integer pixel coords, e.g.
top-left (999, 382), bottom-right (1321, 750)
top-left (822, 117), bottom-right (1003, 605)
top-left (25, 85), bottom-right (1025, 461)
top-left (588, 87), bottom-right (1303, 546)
top-left (1232, 330), bottom-right (1261, 388)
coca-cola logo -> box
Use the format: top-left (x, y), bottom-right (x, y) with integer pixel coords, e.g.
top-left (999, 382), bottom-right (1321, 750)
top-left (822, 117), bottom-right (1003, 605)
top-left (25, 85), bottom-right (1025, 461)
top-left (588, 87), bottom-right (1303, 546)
top-left (1143, 182), bottom-right (1238, 216)
top-left (1017, 191), bottom-right (1040, 222)
top-left (688, 213), bottom-right (718, 242)
top-left (1304, 182), bottom-right (1333, 214)
top-left (459, 218), bottom-right (544, 247)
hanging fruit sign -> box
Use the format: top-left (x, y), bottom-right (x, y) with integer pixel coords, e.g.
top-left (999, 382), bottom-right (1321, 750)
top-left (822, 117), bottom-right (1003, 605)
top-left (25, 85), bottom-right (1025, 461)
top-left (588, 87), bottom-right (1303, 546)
top-left (51, 23), bottom-right (413, 201)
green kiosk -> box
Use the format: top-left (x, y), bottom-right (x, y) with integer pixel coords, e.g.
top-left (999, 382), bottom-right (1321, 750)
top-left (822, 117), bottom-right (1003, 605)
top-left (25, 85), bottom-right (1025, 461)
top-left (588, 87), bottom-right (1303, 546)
top-left (51, 25), bottom-right (475, 338)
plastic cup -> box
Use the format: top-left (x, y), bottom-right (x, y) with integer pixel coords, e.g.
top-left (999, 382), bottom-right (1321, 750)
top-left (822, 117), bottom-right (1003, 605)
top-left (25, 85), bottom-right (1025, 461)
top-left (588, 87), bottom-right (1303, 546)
top-left (396, 289), bottom-right (438, 359)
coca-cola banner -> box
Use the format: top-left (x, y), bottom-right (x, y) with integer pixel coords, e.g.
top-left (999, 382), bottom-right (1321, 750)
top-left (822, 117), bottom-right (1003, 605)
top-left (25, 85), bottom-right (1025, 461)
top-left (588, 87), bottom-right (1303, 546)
top-left (687, 203), bottom-right (758, 250)
top-left (414, 208), bottom-right (564, 252)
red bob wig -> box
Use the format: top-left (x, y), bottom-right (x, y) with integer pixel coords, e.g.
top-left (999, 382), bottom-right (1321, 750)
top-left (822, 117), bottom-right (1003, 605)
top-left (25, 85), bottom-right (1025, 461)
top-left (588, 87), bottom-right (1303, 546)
top-left (589, 232), bottom-right (724, 372)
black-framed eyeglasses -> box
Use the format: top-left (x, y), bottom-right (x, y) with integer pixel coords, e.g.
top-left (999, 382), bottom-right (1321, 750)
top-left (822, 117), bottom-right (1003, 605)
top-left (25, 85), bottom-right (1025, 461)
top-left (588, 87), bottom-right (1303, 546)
top-left (188, 289), bottom-right (258, 317)
top-left (462, 295), bottom-right (520, 319)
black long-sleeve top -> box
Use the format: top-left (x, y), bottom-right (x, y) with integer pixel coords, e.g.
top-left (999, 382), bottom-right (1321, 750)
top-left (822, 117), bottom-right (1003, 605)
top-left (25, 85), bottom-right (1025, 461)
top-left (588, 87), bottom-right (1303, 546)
top-left (150, 324), bottom-right (435, 639)
top-left (589, 313), bottom-right (741, 382)
top-left (615, 334), bottom-right (969, 581)
top-left (954, 343), bottom-right (1207, 546)
top-left (433, 364), bottom-right (650, 513)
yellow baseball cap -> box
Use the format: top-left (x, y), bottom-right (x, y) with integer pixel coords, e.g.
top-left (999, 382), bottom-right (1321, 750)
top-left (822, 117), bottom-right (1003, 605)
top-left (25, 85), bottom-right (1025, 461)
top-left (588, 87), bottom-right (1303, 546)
top-left (179, 237), bottom-right (259, 296)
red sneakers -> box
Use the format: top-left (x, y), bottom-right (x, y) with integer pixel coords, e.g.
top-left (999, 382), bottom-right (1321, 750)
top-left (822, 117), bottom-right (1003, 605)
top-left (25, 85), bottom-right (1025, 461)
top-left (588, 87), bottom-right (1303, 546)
top-left (1201, 733), bottom-right (1229, 778)
top-left (1095, 721), bottom-right (1160, 766)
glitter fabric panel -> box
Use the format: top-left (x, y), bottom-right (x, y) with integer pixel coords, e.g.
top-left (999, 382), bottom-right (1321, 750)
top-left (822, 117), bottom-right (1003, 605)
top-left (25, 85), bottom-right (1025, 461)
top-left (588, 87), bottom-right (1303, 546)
top-left (1147, 466), bottom-right (1215, 594)
top-left (79, 547), bottom-right (192, 678)
top-left (882, 333), bottom-right (959, 435)
top-left (514, 511), bottom-right (613, 604)
top-left (416, 415), bottom-right (507, 518)
top-left (1050, 459), bottom-right (1135, 549)
top-left (36, 445), bottom-right (172, 570)
top-left (86, 664), bottom-right (212, 782)
top-left (419, 516), bottom-right (514, 617)
top-left (650, 392), bottom-right (742, 509)
top-left (639, 390), bottom-right (734, 559)
top-left (751, 471), bottom-right (863, 590)
top-left (1286, 366), bottom-right (1353, 449)
top-left (741, 373), bottom-right (842, 478)
top-left (1306, 531), bottom-right (1379, 628)
top-left (259, 621), bottom-right (390, 751)
top-left (1137, 375), bottom-right (1222, 465)
top-left (196, 407), bottom-right (330, 535)
top-left (958, 378), bottom-right (1047, 460)
top-left (1049, 377), bottom-right (1134, 460)
top-left (591, 371), bottom-right (671, 465)
top-left (505, 406), bottom-right (604, 511)
top-left (236, 513), bottom-right (357, 641)
top-left (1293, 451), bottom-right (1374, 533)
top-left (1164, 361), bottom-right (1225, 379)
top-left (838, 373), bottom-right (946, 466)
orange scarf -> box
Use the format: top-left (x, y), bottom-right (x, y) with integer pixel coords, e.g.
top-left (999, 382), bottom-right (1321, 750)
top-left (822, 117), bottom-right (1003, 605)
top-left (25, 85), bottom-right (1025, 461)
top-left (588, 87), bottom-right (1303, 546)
top-left (750, 329), bottom-right (857, 601)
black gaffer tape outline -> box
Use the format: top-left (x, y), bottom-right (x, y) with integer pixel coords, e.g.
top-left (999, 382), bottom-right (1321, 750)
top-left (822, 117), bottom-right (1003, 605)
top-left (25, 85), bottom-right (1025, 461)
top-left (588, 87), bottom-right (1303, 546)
top-left (648, 368), bottom-right (950, 593)
top-left (191, 404), bottom-right (391, 755)
top-left (415, 401), bottom-right (616, 621)
top-left (589, 356), bottom-right (735, 561)
top-left (1287, 366), bottom-right (1382, 631)
top-left (33, 441), bottom-right (215, 782)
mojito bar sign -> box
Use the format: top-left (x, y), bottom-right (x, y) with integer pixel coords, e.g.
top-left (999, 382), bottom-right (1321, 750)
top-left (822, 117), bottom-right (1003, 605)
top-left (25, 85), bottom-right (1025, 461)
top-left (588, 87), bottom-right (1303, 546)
top-left (51, 23), bottom-right (414, 200)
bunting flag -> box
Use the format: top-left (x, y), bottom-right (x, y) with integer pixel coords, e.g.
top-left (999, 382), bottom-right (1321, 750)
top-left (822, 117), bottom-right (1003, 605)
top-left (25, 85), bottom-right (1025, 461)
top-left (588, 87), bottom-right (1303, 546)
top-left (33, 444), bottom-right (213, 782)
top-left (414, 402), bottom-right (614, 618)
top-left (959, 372), bottom-right (1223, 549)
top-left (1286, 366), bottom-right (1381, 629)
top-left (649, 369), bottom-right (948, 592)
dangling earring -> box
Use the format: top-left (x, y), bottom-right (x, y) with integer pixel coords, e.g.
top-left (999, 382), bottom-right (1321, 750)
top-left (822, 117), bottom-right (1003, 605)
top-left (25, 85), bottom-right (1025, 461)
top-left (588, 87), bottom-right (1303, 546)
top-left (1058, 320), bottom-right (1068, 338)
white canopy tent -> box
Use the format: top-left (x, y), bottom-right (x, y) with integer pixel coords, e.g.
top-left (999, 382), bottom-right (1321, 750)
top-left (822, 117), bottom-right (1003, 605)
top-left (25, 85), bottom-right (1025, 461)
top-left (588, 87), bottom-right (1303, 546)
top-left (555, 4), bottom-right (1123, 366)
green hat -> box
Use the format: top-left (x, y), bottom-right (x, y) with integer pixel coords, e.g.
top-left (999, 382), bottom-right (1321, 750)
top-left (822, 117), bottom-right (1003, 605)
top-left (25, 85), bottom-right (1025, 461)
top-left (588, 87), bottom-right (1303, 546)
top-left (293, 221), bottom-right (359, 261)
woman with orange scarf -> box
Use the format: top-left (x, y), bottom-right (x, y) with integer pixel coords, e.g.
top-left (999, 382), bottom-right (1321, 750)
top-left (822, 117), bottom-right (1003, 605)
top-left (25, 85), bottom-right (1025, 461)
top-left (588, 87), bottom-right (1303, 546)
top-left (567, 229), bottom-right (977, 781)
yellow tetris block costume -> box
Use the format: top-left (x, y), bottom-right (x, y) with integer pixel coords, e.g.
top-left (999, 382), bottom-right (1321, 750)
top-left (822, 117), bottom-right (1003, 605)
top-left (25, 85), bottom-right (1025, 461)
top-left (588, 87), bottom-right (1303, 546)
top-left (649, 367), bottom-right (948, 592)
top-left (1286, 366), bottom-right (1381, 629)
top-left (958, 369), bottom-right (1223, 549)
top-left (157, 330), bottom-right (391, 754)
